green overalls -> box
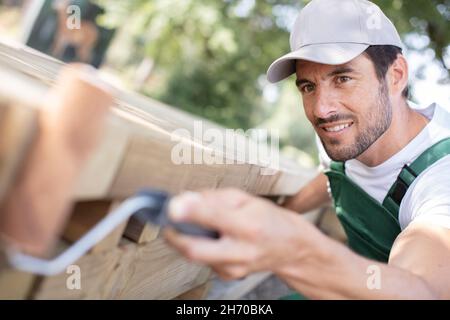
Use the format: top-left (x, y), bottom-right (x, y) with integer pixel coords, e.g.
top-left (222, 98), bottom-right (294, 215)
top-left (283, 137), bottom-right (450, 299)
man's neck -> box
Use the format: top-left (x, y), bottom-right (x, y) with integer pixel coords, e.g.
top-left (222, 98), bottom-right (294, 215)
top-left (356, 100), bottom-right (430, 167)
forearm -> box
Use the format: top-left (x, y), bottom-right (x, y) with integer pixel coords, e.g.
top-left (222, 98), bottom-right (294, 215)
top-left (273, 220), bottom-right (438, 299)
top-left (0, 134), bottom-right (80, 256)
top-left (283, 172), bottom-right (331, 214)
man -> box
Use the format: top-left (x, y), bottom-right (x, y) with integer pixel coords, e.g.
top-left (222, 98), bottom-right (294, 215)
top-left (165, 0), bottom-right (450, 299)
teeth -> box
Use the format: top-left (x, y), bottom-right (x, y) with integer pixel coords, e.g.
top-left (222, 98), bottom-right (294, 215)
top-left (324, 123), bottom-right (351, 132)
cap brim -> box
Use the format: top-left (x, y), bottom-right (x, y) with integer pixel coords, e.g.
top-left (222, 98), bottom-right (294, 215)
top-left (267, 43), bottom-right (370, 83)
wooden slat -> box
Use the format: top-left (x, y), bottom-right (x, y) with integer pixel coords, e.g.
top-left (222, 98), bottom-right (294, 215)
top-left (32, 244), bottom-right (123, 299)
top-left (89, 117), bottom-right (311, 198)
top-left (0, 41), bottom-right (315, 202)
top-left (176, 281), bottom-right (212, 300)
top-left (0, 40), bottom-right (62, 84)
top-left (32, 238), bottom-right (210, 299)
top-left (0, 268), bottom-right (35, 299)
top-left (73, 118), bottom-right (130, 200)
top-left (123, 216), bottom-right (160, 244)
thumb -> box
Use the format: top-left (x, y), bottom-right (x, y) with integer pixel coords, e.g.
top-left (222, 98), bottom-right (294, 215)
top-left (168, 192), bottom-right (220, 231)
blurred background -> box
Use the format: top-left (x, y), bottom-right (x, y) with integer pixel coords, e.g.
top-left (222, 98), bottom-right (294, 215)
top-left (0, 0), bottom-right (449, 165)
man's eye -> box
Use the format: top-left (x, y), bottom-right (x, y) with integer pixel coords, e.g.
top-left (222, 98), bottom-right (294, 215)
top-left (336, 76), bottom-right (351, 84)
top-left (301, 84), bottom-right (315, 93)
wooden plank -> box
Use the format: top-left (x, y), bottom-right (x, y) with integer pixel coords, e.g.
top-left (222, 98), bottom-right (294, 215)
top-left (107, 238), bottom-right (211, 299)
top-left (0, 268), bottom-right (35, 299)
top-left (0, 41), bottom-right (316, 202)
top-left (176, 281), bottom-right (212, 300)
top-left (73, 117), bottom-right (130, 200)
top-left (104, 128), bottom-right (311, 198)
top-left (123, 216), bottom-right (160, 244)
top-left (32, 238), bottom-right (210, 299)
top-left (0, 40), bottom-right (62, 85)
top-left (32, 244), bottom-right (123, 299)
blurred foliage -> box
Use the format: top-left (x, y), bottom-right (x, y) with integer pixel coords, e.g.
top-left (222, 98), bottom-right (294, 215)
top-left (96, 0), bottom-right (302, 129)
top-left (375, 0), bottom-right (449, 80)
top-left (94, 0), bottom-right (449, 157)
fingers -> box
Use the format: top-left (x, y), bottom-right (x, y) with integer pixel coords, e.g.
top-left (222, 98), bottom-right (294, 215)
top-left (164, 227), bottom-right (258, 280)
top-left (211, 265), bottom-right (251, 281)
top-left (163, 190), bottom-right (299, 280)
top-left (164, 228), bottom-right (259, 267)
top-left (201, 188), bottom-right (252, 209)
top-left (168, 188), bottom-right (252, 236)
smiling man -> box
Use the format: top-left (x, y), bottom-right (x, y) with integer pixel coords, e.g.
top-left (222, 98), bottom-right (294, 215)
top-left (164, 0), bottom-right (450, 299)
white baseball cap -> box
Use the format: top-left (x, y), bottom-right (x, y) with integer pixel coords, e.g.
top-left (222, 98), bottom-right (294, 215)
top-left (267, 0), bottom-right (404, 83)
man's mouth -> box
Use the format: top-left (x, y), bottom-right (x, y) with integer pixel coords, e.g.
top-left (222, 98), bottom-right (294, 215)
top-left (318, 121), bottom-right (354, 134)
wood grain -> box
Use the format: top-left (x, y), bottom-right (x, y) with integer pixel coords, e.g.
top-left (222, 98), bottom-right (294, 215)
top-left (32, 238), bottom-right (210, 299)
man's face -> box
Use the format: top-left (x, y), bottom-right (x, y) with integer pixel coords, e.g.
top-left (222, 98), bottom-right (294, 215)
top-left (296, 54), bottom-right (392, 162)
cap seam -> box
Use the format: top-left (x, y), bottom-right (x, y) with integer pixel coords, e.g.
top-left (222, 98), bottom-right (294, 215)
top-left (354, 0), bottom-right (364, 42)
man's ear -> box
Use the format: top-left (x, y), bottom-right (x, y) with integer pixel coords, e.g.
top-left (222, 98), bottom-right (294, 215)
top-left (387, 54), bottom-right (409, 98)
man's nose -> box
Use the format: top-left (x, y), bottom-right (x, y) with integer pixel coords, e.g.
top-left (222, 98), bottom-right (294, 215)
top-left (312, 88), bottom-right (338, 120)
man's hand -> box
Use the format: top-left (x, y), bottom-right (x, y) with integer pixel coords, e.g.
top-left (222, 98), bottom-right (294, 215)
top-left (164, 189), bottom-right (450, 299)
top-left (164, 188), bottom-right (324, 280)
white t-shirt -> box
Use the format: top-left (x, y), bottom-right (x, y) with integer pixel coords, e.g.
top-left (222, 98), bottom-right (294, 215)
top-left (318, 102), bottom-right (450, 231)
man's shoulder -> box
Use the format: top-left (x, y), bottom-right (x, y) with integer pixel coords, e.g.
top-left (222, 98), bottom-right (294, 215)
top-left (402, 150), bottom-right (450, 206)
top-left (410, 132), bottom-right (450, 189)
top-left (400, 154), bottom-right (450, 230)
top-left (415, 154), bottom-right (450, 183)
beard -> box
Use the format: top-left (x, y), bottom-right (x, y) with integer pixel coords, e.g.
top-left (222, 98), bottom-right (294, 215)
top-left (319, 81), bottom-right (392, 162)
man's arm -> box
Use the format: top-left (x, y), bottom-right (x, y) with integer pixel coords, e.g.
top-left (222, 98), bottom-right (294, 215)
top-left (164, 189), bottom-right (450, 299)
top-left (388, 222), bottom-right (450, 298)
top-left (275, 221), bottom-right (449, 299)
top-left (282, 172), bottom-right (331, 214)
top-left (0, 64), bottom-right (112, 257)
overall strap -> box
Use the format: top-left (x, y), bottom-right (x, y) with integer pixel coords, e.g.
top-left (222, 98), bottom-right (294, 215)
top-left (383, 137), bottom-right (450, 216)
top-left (329, 161), bottom-right (345, 174)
